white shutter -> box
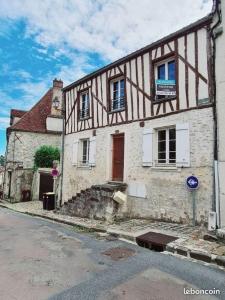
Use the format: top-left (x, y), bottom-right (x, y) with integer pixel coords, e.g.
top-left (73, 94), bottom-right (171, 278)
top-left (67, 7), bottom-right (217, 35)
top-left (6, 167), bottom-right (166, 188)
top-left (142, 128), bottom-right (153, 166)
top-left (176, 123), bottom-right (190, 167)
top-left (89, 137), bottom-right (96, 166)
top-left (72, 140), bottom-right (78, 166)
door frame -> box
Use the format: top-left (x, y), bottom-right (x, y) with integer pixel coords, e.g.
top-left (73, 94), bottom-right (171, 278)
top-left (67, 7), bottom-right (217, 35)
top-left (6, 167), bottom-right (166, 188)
top-left (7, 170), bottom-right (12, 199)
top-left (111, 133), bottom-right (125, 182)
top-left (38, 170), bottom-right (54, 200)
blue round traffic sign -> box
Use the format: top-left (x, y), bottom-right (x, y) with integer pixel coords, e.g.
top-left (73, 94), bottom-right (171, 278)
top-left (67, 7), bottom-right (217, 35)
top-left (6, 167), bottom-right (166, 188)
top-left (186, 176), bottom-right (199, 190)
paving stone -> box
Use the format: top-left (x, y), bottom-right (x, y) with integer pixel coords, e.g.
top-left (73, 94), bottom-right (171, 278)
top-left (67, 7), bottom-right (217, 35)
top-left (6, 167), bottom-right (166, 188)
top-left (215, 256), bottom-right (225, 267)
top-left (190, 250), bottom-right (211, 263)
top-left (203, 233), bottom-right (218, 242)
top-left (176, 246), bottom-right (188, 257)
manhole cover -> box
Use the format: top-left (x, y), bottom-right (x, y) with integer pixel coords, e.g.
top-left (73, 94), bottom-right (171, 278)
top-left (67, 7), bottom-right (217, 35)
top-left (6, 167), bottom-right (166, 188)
top-left (136, 231), bottom-right (178, 252)
top-left (102, 247), bottom-right (135, 261)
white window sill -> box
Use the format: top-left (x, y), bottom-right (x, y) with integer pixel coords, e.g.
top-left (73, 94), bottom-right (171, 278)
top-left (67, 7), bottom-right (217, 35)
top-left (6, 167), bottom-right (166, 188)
top-left (77, 166), bottom-right (91, 170)
top-left (72, 163), bottom-right (95, 169)
top-left (151, 166), bottom-right (181, 172)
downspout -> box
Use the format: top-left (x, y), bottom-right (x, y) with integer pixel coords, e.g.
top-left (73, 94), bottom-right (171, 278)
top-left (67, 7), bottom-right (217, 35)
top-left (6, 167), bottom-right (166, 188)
top-left (2, 129), bottom-right (9, 199)
top-left (210, 0), bottom-right (222, 227)
top-left (59, 92), bottom-right (66, 207)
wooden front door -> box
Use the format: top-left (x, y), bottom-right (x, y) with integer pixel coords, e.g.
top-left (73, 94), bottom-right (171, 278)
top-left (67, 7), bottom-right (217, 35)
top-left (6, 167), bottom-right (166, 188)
top-left (39, 173), bottom-right (54, 200)
top-left (112, 134), bottom-right (124, 181)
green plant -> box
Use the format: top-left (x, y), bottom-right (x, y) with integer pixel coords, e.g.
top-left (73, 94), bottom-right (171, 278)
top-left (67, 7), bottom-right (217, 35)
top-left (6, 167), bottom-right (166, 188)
top-left (34, 146), bottom-right (60, 168)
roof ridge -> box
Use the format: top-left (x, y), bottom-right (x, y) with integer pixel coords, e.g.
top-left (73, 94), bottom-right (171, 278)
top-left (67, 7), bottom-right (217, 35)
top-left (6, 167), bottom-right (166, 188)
top-left (63, 13), bottom-right (213, 91)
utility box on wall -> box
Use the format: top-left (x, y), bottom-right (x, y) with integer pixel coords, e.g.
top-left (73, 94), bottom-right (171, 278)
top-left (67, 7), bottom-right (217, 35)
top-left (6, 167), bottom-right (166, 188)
top-left (208, 212), bottom-right (217, 231)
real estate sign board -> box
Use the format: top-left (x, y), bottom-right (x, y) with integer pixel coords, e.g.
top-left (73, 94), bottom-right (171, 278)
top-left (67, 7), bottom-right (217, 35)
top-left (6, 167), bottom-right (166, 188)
top-left (155, 80), bottom-right (176, 96)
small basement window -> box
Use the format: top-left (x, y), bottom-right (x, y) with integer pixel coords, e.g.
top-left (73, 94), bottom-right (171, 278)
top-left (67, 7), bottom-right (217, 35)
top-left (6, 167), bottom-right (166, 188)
top-left (110, 77), bottom-right (125, 111)
top-left (157, 127), bottom-right (176, 165)
top-left (80, 91), bottom-right (89, 119)
top-left (154, 59), bottom-right (176, 100)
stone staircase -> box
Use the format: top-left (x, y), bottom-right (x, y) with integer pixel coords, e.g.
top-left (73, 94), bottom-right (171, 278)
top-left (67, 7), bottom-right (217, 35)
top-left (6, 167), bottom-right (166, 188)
top-left (57, 182), bottom-right (127, 222)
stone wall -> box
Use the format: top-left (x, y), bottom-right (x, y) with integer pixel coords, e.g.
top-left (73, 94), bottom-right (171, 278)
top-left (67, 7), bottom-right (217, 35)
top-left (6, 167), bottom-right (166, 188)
top-left (6, 131), bottom-right (61, 169)
top-left (62, 107), bottom-right (214, 224)
top-left (4, 131), bottom-right (61, 202)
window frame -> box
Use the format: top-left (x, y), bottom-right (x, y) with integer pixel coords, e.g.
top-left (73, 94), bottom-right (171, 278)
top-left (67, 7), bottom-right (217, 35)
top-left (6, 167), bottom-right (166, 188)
top-left (108, 75), bottom-right (126, 112)
top-left (156, 127), bottom-right (176, 166)
top-left (78, 89), bottom-right (90, 120)
top-left (153, 54), bottom-right (176, 101)
top-left (80, 138), bottom-right (90, 166)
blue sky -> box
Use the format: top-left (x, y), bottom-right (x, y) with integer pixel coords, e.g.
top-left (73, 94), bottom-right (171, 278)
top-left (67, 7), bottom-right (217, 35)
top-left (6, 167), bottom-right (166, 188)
top-left (0, 0), bottom-right (212, 155)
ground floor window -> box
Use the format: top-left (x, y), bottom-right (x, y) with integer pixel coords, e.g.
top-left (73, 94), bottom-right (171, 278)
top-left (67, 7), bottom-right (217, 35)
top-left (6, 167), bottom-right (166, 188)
top-left (81, 139), bottom-right (90, 165)
top-left (157, 127), bottom-right (176, 165)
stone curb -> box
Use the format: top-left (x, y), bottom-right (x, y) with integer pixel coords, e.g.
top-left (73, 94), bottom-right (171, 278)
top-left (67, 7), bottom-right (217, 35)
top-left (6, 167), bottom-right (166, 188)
top-left (166, 243), bottom-right (225, 269)
top-left (0, 204), bottom-right (107, 233)
top-left (1, 203), bottom-right (225, 269)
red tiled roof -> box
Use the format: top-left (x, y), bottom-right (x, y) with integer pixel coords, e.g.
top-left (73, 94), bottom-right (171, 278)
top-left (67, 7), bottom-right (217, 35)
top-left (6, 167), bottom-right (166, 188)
top-left (10, 109), bottom-right (27, 125)
top-left (11, 109), bottom-right (27, 118)
top-left (9, 89), bottom-right (53, 133)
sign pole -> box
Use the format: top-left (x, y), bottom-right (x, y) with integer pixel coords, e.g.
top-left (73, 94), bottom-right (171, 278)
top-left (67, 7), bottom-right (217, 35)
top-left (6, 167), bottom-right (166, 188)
top-left (192, 190), bottom-right (196, 226)
top-left (53, 176), bottom-right (58, 209)
top-left (186, 175), bottom-right (199, 227)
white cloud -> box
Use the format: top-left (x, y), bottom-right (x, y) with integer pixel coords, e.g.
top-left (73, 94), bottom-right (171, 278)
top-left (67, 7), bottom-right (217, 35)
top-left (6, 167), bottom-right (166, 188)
top-left (0, 0), bottom-right (212, 61)
top-left (0, 117), bottom-right (10, 130)
top-left (0, 79), bottom-right (50, 121)
top-left (0, 0), bottom-right (212, 107)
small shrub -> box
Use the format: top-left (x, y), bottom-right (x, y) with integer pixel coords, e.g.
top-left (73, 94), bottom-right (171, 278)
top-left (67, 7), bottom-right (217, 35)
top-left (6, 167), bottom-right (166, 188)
top-left (34, 146), bottom-right (60, 168)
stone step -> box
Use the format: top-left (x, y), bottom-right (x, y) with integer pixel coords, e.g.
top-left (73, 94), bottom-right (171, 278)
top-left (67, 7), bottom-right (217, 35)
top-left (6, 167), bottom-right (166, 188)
top-left (58, 183), bottom-right (126, 221)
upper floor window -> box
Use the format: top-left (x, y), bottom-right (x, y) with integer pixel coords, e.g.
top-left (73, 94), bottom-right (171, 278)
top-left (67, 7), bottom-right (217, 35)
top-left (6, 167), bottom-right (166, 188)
top-left (155, 59), bottom-right (176, 100)
top-left (157, 127), bottom-right (176, 165)
top-left (110, 78), bottom-right (125, 111)
top-left (80, 91), bottom-right (89, 119)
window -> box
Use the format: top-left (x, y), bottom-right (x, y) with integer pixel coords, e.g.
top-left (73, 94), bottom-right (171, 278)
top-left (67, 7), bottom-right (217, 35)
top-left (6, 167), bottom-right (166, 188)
top-left (157, 60), bottom-right (175, 81)
top-left (110, 78), bottom-right (125, 111)
top-left (81, 139), bottom-right (89, 165)
top-left (155, 59), bottom-right (176, 100)
top-left (157, 127), bottom-right (176, 165)
top-left (80, 92), bottom-right (89, 119)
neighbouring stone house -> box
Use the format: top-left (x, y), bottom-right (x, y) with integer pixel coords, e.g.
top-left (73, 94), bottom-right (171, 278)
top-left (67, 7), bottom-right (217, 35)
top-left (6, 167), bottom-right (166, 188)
top-left (61, 12), bottom-right (215, 225)
top-left (0, 166), bottom-right (4, 198)
top-left (3, 79), bottom-right (63, 202)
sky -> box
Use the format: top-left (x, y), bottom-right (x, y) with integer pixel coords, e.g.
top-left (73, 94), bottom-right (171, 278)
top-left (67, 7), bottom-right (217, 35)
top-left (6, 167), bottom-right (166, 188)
top-left (0, 0), bottom-right (212, 155)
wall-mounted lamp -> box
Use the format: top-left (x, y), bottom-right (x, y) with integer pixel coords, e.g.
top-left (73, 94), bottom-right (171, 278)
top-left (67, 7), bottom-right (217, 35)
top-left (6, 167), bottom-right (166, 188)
top-left (52, 96), bottom-right (60, 109)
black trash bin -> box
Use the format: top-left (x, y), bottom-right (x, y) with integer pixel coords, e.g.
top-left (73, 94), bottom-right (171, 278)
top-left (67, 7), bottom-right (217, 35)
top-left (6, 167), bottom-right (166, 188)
top-left (42, 193), bottom-right (48, 210)
top-left (45, 192), bottom-right (55, 210)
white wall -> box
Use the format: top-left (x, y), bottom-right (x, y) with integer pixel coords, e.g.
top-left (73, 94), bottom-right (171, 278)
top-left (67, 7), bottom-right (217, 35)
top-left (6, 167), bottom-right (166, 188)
top-left (46, 117), bottom-right (63, 132)
top-left (63, 107), bottom-right (214, 224)
top-left (215, 0), bottom-right (225, 227)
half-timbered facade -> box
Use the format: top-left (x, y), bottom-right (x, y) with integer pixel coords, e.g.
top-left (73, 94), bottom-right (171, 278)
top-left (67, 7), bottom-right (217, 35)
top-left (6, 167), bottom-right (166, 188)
top-left (62, 15), bottom-right (214, 224)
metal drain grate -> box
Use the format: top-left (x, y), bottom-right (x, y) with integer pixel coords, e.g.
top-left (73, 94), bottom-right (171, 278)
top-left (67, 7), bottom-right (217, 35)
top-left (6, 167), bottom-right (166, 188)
top-left (136, 232), bottom-right (178, 252)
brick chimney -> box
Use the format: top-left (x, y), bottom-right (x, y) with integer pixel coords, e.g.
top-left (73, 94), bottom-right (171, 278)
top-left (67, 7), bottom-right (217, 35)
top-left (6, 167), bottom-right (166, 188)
top-left (53, 78), bottom-right (63, 89)
top-left (51, 78), bottom-right (64, 116)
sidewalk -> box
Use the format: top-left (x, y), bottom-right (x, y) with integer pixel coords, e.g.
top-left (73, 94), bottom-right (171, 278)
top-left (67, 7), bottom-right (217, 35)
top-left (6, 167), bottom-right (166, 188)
top-left (1, 200), bottom-right (225, 269)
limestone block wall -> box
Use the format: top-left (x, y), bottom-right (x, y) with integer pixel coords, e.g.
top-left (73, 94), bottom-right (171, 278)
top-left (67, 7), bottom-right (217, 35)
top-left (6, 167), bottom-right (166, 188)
top-left (6, 131), bottom-right (61, 169)
top-left (62, 107), bottom-right (214, 224)
top-left (4, 131), bottom-right (61, 201)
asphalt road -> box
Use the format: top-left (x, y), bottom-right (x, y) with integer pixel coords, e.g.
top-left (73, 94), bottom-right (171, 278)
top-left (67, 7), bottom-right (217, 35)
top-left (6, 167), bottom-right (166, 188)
top-left (0, 207), bottom-right (225, 300)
